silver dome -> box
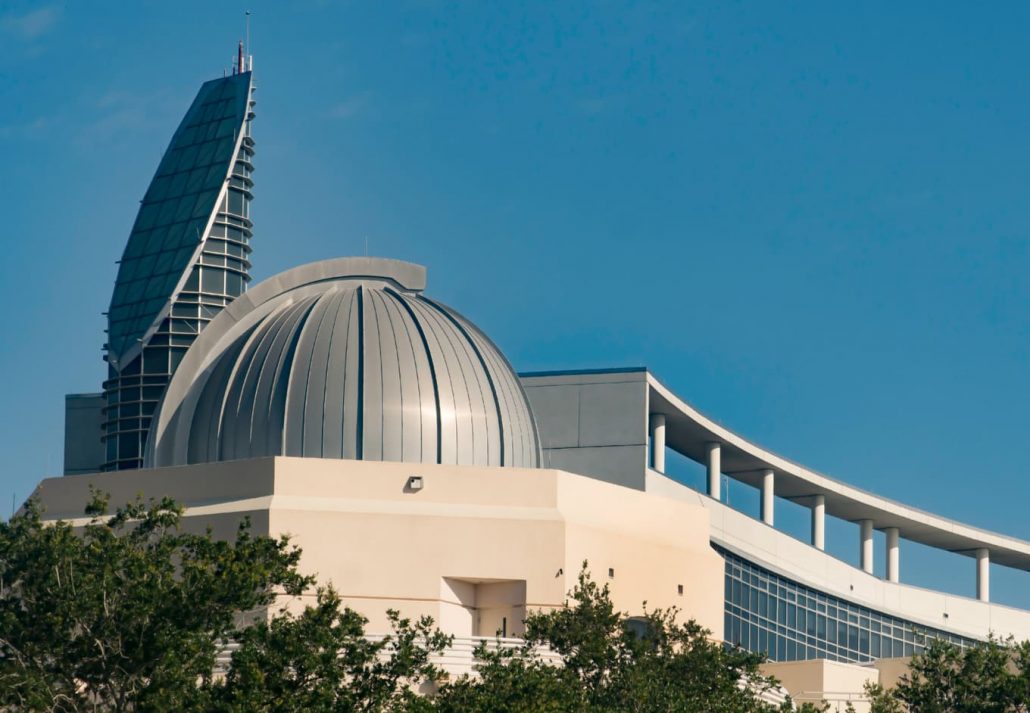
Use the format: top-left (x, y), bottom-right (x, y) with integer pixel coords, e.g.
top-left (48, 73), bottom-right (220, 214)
top-left (145, 257), bottom-right (540, 469)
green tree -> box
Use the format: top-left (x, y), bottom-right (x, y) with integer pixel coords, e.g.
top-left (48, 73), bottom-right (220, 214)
top-left (209, 587), bottom-right (451, 712)
top-left (1, 495), bottom-right (842, 712)
top-left (0, 492), bottom-right (310, 712)
top-left (433, 565), bottom-right (820, 712)
top-left (865, 635), bottom-right (1030, 713)
top-left (429, 641), bottom-right (586, 712)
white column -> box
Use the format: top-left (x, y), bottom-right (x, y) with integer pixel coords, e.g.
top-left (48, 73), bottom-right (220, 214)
top-left (811, 495), bottom-right (825, 551)
top-left (976, 548), bottom-right (990, 603)
top-left (885, 527), bottom-right (900, 583)
top-left (760, 469), bottom-right (774, 526)
top-left (859, 519), bottom-right (874, 574)
top-left (650, 414), bottom-right (666, 472)
top-left (706, 442), bottom-right (721, 500)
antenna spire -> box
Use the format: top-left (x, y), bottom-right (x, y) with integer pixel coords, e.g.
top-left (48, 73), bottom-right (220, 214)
top-left (244, 10), bottom-right (253, 72)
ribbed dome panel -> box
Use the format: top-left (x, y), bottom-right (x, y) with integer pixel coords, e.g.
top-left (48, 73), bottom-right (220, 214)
top-left (146, 258), bottom-right (540, 469)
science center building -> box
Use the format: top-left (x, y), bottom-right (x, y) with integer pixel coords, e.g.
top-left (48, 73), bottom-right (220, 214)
top-left (35, 54), bottom-right (1030, 706)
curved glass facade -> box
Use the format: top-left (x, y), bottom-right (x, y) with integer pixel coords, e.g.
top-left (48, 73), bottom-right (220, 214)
top-left (101, 71), bottom-right (255, 471)
top-left (721, 549), bottom-right (978, 663)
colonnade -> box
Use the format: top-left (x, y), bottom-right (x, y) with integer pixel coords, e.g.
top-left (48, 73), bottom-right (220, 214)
top-left (648, 415), bottom-right (991, 603)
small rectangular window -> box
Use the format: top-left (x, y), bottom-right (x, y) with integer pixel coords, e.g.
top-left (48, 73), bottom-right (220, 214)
top-left (118, 434), bottom-right (138, 460)
top-left (200, 268), bottom-right (223, 294)
top-left (228, 190), bottom-right (245, 215)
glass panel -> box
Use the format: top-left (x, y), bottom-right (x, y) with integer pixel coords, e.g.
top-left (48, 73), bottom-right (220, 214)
top-left (106, 71), bottom-right (251, 363)
top-left (721, 550), bottom-right (979, 664)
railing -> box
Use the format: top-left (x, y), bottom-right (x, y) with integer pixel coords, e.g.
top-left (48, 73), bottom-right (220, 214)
top-left (423, 635), bottom-right (561, 678)
top-left (216, 636), bottom-right (798, 706)
top-left (214, 635), bottom-right (562, 678)
top-left (792, 690), bottom-right (870, 712)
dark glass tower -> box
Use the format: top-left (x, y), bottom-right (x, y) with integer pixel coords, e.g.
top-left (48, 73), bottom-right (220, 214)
top-left (101, 58), bottom-right (256, 470)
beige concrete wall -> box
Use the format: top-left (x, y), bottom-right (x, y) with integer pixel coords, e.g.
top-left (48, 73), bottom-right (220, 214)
top-left (268, 458), bottom-right (567, 632)
top-left (555, 472), bottom-right (724, 637)
top-left (31, 456), bottom-right (724, 639)
top-left (872, 657), bottom-right (912, 691)
top-left (30, 458), bottom-right (276, 543)
top-left (763, 659), bottom-right (878, 712)
top-left (268, 457), bottom-right (723, 636)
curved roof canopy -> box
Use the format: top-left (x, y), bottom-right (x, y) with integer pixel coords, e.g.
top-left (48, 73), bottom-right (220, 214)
top-left (106, 71), bottom-right (253, 368)
top-left (145, 257), bottom-right (541, 469)
top-left (644, 372), bottom-right (1030, 571)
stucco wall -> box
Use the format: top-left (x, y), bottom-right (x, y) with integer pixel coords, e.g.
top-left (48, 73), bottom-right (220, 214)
top-left (31, 457), bottom-right (723, 639)
top-left (762, 659), bottom-right (877, 712)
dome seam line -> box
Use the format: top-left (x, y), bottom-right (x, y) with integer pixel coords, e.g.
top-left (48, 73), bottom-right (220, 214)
top-left (418, 295), bottom-right (506, 468)
top-left (386, 287), bottom-right (442, 465)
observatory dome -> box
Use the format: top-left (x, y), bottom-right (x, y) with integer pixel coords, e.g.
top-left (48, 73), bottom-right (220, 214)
top-left (145, 258), bottom-right (540, 469)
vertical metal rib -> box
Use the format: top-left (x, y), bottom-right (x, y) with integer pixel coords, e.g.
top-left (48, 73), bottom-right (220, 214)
top-left (355, 285), bottom-right (364, 460)
top-left (363, 291), bottom-right (385, 460)
top-left (386, 287), bottom-right (442, 464)
top-left (186, 331), bottom-right (249, 463)
top-left (220, 302), bottom-right (296, 460)
top-left (408, 298), bottom-right (481, 464)
top-left (319, 289), bottom-right (353, 458)
top-left (260, 296), bottom-right (319, 457)
top-left (449, 305), bottom-right (541, 467)
top-left (419, 296), bottom-right (507, 466)
top-left (282, 290), bottom-right (339, 457)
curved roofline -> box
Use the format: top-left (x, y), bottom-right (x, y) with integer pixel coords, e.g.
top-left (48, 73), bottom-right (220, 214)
top-left (645, 370), bottom-right (1030, 571)
top-left (144, 258), bottom-right (428, 466)
top-left (241, 257), bottom-right (427, 307)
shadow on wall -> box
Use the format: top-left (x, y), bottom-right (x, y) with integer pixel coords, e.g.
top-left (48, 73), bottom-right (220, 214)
top-left (439, 578), bottom-right (527, 638)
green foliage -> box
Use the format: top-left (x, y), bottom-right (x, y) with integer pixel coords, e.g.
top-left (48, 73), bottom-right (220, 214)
top-left (866, 636), bottom-right (1030, 713)
top-left (210, 588), bottom-right (451, 712)
top-left (0, 495), bottom-right (843, 712)
top-left (418, 640), bottom-right (583, 713)
top-left (432, 564), bottom-right (806, 712)
top-left (0, 491), bottom-right (310, 712)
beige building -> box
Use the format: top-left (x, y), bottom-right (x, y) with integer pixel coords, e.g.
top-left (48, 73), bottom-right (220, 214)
top-left (52, 257), bottom-right (1030, 706)
top-left (46, 54), bottom-right (1030, 706)
top-left (32, 456), bottom-right (723, 639)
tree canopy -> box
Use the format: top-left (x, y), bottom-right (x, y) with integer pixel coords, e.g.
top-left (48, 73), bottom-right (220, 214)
top-left (431, 566), bottom-right (807, 713)
top-left (866, 636), bottom-right (1030, 713)
top-left (0, 493), bottom-right (835, 711)
top-left (0, 491), bottom-right (309, 712)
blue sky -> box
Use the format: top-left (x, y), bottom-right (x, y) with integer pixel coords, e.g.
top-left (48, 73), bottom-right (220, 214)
top-left (3, 1), bottom-right (1030, 606)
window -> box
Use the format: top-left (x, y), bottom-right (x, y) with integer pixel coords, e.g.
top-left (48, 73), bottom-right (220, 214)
top-left (228, 190), bottom-right (245, 216)
top-left (720, 549), bottom-right (978, 664)
top-left (226, 271), bottom-right (243, 295)
top-left (200, 268), bottom-right (223, 294)
top-left (624, 617), bottom-right (652, 641)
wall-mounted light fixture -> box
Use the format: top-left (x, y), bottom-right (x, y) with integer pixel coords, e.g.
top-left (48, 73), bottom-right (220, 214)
top-left (406, 475), bottom-right (424, 491)
top-left (608, 568), bottom-right (615, 578)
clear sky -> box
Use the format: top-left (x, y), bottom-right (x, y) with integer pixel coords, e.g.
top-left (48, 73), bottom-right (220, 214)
top-left (3, 1), bottom-right (1030, 607)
